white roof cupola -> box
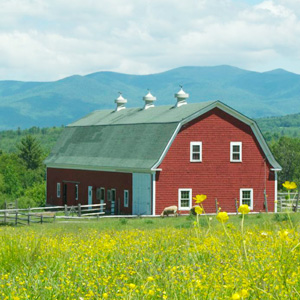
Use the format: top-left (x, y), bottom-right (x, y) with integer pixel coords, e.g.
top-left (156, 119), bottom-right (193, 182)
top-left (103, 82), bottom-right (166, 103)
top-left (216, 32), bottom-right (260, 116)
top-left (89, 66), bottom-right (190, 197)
top-left (174, 85), bottom-right (189, 107)
top-left (115, 92), bottom-right (127, 112)
top-left (143, 90), bottom-right (156, 110)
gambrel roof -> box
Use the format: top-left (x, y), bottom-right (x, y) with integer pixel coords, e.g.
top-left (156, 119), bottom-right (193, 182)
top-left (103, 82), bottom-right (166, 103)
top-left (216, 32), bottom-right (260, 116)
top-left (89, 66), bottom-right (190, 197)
top-left (45, 101), bottom-right (281, 172)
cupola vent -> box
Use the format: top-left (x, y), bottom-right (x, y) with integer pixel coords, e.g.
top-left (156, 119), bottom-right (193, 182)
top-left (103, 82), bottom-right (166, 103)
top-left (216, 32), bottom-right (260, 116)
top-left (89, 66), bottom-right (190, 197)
top-left (143, 90), bottom-right (156, 110)
top-left (115, 92), bottom-right (127, 111)
top-left (174, 86), bottom-right (189, 107)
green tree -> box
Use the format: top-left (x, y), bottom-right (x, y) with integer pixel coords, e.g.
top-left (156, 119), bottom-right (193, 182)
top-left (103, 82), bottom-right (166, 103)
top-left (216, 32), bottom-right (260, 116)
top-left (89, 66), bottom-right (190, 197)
top-left (17, 135), bottom-right (43, 170)
top-left (271, 136), bottom-right (300, 186)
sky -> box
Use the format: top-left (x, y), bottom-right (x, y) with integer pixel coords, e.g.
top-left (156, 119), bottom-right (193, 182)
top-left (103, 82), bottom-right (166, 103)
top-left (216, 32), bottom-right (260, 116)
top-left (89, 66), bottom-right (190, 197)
top-left (0, 0), bottom-right (300, 81)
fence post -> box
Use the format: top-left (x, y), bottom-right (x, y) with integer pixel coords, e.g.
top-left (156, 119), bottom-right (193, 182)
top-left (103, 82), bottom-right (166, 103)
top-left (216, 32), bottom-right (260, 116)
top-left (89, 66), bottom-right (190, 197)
top-left (15, 211), bottom-right (18, 226)
top-left (264, 190), bottom-right (268, 213)
top-left (78, 203), bottom-right (81, 217)
top-left (64, 204), bottom-right (68, 216)
top-left (28, 207), bottom-right (31, 225)
top-left (295, 191), bottom-right (300, 213)
top-left (215, 198), bottom-right (218, 214)
top-left (235, 198), bottom-right (238, 214)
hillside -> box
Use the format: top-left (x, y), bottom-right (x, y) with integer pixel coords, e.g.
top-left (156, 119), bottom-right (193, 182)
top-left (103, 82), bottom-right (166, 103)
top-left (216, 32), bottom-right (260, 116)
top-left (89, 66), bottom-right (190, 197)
top-left (0, 65), bottom-right (300, 130)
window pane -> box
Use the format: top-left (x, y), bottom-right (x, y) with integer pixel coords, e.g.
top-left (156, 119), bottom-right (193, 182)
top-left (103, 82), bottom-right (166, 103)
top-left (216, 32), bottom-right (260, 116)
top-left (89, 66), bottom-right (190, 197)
top-left (193, 145), bottom-right (200, 152)
top-left (242, 191), bottom-right (251, 199)
top-left (233, 153), bottom-right (240, 160)
top-left (181, 191), bottom-right (189, 199)
top-left (181, 199), bottom-right (189, 207)
top-left (193, 153), bottom-right (200, 160)
top-left (233, 145), bottom-right (240, 152)
top-left (242, 199), bottom-right (251, 206)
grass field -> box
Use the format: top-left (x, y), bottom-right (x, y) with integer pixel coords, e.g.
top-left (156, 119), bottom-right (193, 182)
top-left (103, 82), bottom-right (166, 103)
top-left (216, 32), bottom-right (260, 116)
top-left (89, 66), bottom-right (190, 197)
top-left (0, 213), bottom-right (300, 299)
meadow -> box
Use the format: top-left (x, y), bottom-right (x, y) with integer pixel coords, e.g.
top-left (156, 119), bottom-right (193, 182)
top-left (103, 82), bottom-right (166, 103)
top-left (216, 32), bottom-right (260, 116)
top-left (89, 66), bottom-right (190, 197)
top-left (0, 213), bottom-right (300, 300)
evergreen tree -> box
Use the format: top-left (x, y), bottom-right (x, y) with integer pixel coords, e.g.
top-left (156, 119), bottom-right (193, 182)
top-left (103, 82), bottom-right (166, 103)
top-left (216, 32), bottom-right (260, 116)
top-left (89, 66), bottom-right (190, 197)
top-left (17, 135), bottom-right (43, 170)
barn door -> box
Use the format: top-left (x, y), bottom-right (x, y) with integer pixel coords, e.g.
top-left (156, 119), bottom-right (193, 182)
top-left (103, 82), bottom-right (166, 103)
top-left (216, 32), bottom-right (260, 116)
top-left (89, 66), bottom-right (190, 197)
top-left (88, 186), bottom-right (93, 209)
top-left (132, 173), bottom-right (151, 215)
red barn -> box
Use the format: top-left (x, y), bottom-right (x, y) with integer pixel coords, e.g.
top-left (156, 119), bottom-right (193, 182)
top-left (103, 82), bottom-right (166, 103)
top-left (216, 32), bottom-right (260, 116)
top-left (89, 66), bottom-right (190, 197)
top-left (45, 89), bottom-right (281, 215)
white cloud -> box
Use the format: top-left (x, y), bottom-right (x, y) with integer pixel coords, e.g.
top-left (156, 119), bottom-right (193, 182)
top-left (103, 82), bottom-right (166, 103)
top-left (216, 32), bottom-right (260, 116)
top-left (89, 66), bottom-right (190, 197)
top-left (0, 0), bottom-right (300, 81)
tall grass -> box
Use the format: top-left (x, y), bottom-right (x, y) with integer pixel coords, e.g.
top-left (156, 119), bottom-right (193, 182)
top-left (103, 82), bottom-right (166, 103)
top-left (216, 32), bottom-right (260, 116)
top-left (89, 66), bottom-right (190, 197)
top-left (0, 214), bottom-right (300, 299)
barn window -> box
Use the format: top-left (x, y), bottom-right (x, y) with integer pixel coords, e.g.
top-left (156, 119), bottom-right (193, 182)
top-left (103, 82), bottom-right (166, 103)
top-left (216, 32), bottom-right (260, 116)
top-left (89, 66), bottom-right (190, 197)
top-left (75, 184), bottom-right (78, 200)
top-left (124, 190), bottom-right (129, 208)
top-left (57, 183), bottom-right (61, 198)
top-left (230, 142), bottom-right (242, 162)
top-left (178, 189), bottom-right (192, 210)
top-left (190, 142), bottom-right (202, 162)
top-left (240, 188), bottom-right (253, 209)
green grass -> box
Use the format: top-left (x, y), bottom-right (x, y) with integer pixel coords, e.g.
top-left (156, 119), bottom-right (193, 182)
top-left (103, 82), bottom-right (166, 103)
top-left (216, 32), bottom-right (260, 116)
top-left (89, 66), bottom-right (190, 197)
top-left (1, 212), bottom-right (300, 299)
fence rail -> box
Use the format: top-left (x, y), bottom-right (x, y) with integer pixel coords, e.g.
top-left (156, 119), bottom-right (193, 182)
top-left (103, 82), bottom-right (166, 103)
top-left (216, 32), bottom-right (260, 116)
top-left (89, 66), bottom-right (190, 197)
top-left (277, 192), bottom-right (300, 212)
top-left (0, 203), bottom-right (106, 226)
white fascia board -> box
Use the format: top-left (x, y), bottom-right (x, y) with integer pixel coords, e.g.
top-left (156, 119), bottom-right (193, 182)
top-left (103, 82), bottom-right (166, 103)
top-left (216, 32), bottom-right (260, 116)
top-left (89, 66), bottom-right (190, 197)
top-left (181, 101), bottom-right (282, 171)
top-left (46, 164), bottom-right (153, 174)
top-left (151, 123), bottom-right (182, 170)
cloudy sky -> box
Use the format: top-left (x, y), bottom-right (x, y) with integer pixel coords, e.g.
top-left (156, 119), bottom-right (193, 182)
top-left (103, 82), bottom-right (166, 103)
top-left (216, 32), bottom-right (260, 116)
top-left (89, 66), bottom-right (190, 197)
top-left (0, 0), bottom-right (300, 81)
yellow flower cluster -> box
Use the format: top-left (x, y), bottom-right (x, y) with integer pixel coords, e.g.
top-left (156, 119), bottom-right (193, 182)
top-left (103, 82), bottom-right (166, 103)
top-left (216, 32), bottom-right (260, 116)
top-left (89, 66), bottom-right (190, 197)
top-left (238, 204), bottom-right (250, 215)
top-left (282, 181), bottom-right (297, 190)
top-left (0, 218), bottom-right (300, 299)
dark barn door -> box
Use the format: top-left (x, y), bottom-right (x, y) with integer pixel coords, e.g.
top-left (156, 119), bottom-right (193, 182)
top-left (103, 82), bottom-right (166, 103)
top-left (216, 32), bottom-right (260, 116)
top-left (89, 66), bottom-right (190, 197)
top-left (63, 184), bottom-right (68, 205)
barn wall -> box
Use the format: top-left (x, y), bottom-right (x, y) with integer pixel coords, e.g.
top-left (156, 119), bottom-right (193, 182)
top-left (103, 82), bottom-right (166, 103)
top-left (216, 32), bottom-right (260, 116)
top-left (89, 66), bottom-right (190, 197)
top-left (46, 168), bottom-right (132, 214)
top-left (155, 108), bottom-right (275, 215)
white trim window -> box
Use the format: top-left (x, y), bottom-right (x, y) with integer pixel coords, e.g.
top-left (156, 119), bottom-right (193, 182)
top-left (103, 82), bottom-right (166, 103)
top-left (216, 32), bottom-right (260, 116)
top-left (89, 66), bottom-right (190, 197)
top-left (124, 190), bottom-right (129, 208)
top-left (75, 184), bottom-right (79, 201)
top-left (230, 142), bottom-right (242, 162)
top-left (240, 188), bottom-right (253, 209)
top-left (190, 142), bottom-right (202, 162)
top-left (178, 189), bottom-right (192, 210)
top-left (57, 183), bottom-right (61, 198)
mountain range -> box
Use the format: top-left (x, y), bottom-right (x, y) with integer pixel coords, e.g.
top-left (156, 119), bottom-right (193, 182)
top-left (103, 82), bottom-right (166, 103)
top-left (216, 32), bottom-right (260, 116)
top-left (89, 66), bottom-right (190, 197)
top-left (0, 65), bottom-right (300, 130)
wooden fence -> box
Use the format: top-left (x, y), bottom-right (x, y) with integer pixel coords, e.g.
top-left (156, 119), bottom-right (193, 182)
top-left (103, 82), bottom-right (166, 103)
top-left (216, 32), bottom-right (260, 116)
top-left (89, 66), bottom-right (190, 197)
top-left (0, 203), bottom-right (106, 226)
top-left (277, 192), bottom-right (300, 212)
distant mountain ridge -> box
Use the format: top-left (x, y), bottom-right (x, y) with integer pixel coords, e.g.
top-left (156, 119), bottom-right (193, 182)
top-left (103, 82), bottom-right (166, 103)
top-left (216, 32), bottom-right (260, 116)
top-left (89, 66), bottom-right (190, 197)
top-left (0, 65), bottom-right (300, 130)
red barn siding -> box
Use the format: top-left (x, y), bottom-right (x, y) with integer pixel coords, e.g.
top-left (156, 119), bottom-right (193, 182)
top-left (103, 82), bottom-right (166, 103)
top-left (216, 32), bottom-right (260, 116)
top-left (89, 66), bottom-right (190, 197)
top-left (155, 108), bottom-right (275, 214)
top-left (47, 168), bottom-right (132, 214)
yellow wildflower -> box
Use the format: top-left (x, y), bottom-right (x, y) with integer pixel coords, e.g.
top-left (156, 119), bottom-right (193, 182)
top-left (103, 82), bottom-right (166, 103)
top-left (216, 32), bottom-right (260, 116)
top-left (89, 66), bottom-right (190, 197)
top-left (282, 181), bottom-right (297, 190)
top-left (194, 206), bottom-right (203, 214)
top-left (238, 204), bottom-right (250, 214)
top-left (102, 293), bottom-right (108, 299)
top-left (193, 194), bottom-right (207, 203)
top-left (217, 211), bottom-right (229, 223)
top-left (232, 293), bottom-right (240, 300)
top-left (148, 290), bottom-right (155, 295)
top-left (129, 283), bottom-right (136, 289)
top-left (241, 289), bottom-right (249, 297)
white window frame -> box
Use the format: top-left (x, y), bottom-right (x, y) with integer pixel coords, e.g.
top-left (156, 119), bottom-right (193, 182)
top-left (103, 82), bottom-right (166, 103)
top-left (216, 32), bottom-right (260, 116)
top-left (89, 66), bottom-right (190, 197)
top-left (75, 184), bottom-right (79, 201)
top-left (178, 188), bottom-right (192, 210)
top-left (57, 183), bottom-right (61, 198)
top-left (190, 142), bottom-right (202, 162)
top-left (240, 188), bottom-right (253, 210)
top-left (124, 190), bottom-right (129, 208)
top-left (230, 142), bottom-right (242, 162)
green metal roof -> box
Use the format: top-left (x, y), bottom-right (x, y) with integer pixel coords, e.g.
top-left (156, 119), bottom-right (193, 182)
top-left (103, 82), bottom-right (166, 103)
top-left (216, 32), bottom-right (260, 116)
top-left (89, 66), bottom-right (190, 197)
top-left (69, 102), bottom-right (216, 126)
top-left (45, 121), bottom-right (179, 170)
